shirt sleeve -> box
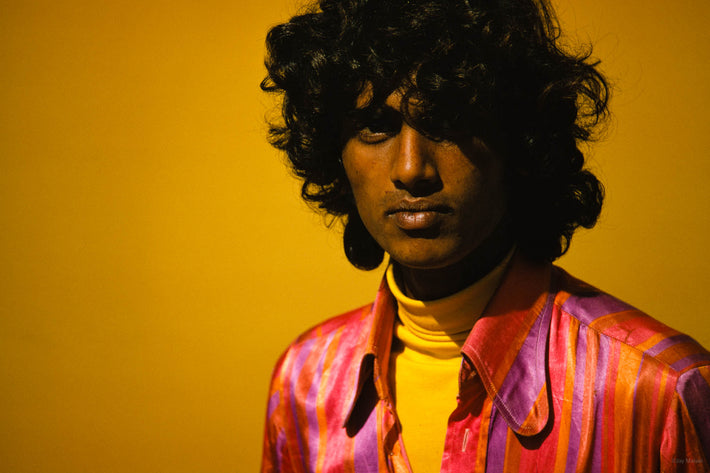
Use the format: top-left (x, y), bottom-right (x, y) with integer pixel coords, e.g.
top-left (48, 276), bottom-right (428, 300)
top-left (660, 365), bottom-right (710, 472)
top-left (261, 354), bottom-right (291, 473)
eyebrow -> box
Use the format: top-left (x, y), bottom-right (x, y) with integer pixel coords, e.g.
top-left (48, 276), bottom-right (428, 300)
top-left (350, 102), bottom-right (400, 118)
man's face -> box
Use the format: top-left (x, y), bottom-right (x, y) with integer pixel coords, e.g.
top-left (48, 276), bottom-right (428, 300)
top-left (342, 91), bottom-right (507, 271)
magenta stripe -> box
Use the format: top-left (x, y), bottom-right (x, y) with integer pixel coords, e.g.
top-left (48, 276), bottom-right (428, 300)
top-left (645, 334), bottom-right (693, 357)
top-left (590, 334), bottom-right (611, 473)
top-left (485, 406), bottom-right (509, 471)
top-left (495, 291), bottom-right (554, 430)
top-left (671, 353), bottom-right (710, 372)
top-left (305, 332), bottom-right (336, 472)
top-left (353, 406), bottom-right (379, 472)
top-left (267, 391), bottom-right (280, 419)
top-left (564, 324), bottom-right (588, 473)
top-left (289, 338), bottom-right (316, 471)
top-left (561, 292), bottom-right (633, 325)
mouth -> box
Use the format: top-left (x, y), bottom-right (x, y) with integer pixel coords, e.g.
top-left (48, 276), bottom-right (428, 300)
top-left (386, 200), bottom-right (452, 231)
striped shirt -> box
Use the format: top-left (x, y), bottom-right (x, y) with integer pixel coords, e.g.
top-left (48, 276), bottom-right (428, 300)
top-left (261, 255), bottom-right (710, 472)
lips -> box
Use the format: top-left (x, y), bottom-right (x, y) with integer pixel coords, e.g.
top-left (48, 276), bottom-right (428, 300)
top-left (386, 200), bottom-right (452, 231)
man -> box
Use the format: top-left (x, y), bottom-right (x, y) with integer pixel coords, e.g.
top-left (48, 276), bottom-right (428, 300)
top-left (260, 0), bottom-right (710, 471)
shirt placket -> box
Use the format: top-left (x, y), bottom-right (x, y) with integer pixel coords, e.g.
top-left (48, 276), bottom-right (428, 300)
top-left (440, 357), bottom-right (488, 472)
top-left (381, 399), bottom-right (412, 473)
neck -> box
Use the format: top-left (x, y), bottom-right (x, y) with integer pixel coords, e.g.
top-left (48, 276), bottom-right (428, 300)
top-left (395, 222), bottom-right (513, 301)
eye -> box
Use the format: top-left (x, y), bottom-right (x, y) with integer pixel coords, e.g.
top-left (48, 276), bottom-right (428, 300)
top-left (355, 109), bottom-right (402, 144)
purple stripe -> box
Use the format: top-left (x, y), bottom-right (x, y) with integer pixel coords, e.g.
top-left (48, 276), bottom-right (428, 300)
top-left (590, 334), bottom-right (611, 473)
top-left (289, 338), bottom-right (316, 471)
top-left (565, 324), bottom-right (588, 473)
top-left (306, 332), bottom-right (336, 473)
top-left (495, 292), bottom-right (553, 430)
top-left (671, 353), bottom-right (710, 372)
top-left (645, 334), bottom-right (694, 358)
top-left (676, 368), bottom-right (710, 456)
top-left (353, 405), bottom-right (379, 472)
top-left (267, 391), bottom-right (280, 419)
top-left (561, 292), bottom-right (634, 326)
top-left (485, 406), bottom-right (509, 471)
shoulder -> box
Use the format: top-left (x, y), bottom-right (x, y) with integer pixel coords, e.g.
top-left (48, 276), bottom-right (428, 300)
top-left (550, 265), bottom-right (710, 377)
top-left (281, 302), bottom-right (373, 359)
top-left (549, 266), bottom-right (710, 452)
top-left (268, 302), bottom-right (374, 391)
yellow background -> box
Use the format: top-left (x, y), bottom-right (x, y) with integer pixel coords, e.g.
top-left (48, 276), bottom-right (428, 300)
top-left (1, 0), bottom-right (708, 471)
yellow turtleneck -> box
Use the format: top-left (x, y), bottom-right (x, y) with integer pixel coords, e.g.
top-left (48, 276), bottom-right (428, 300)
top-left (386, 252), bottom-right (512, 473)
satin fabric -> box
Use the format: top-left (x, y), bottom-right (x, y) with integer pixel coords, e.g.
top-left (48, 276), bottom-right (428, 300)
top-left (261, 254), bottom-right (710, 472)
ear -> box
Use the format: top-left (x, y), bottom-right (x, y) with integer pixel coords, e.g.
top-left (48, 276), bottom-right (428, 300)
top-left (343, 212), bottom-right (384, 270)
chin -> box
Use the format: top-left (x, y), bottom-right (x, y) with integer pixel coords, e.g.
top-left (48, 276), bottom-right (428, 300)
top-left (379, 232), bottom-right (472, 270)
top-left (387, 248), bottom-right (461, 271)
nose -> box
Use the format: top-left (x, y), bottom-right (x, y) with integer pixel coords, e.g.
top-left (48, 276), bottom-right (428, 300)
top-left (389, 124), bottom-right (441, 195)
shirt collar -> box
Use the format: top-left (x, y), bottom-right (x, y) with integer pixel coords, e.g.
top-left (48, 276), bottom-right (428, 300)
top-left (343, 277), bottom-right (397, 429)
top-left (345, 253), bottom-right (555, 437)
top-left (462, 253), bottom-right (554, 436)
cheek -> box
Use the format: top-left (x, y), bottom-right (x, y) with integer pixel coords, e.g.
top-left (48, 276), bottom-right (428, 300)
top-left (341, 144), bottom-right (363, 189)
top-left (342, 159), bottom-right (364, 205)
top-left (349, 184), bottom-right (381, 230)
top-left (446, 160), bottom-right (507, 233)
top-left (342, 178), bottom-right (373, 238)
top-left (342, 147), bottom-right (385, 217)
top-left (466, 173), bottom-right (507, 230)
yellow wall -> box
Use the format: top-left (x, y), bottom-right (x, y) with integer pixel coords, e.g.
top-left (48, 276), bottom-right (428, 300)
top-left (1, 1), bottom-right (708, 471)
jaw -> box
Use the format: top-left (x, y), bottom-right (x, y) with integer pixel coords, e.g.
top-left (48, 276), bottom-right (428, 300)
top-left (389, 219), bottom-right (514, 300)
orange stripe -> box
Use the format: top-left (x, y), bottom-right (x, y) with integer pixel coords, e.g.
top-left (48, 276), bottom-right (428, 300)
top-left (520, 385), bottom-right (548, 431)
top-left (280, 342), bottom-right (311, 466)
top-left (534, 305), bottom-right (566, 470)
top-left (574, 328), bottom-right (599, 471)
top-left (342, 419), bottom-right (356, 473)
top-left (474, 397), bottom-right (494, 471)
top-left (503, 423), bottom-right (522, 471)
top-left (631, 357), bottom-right (657, 472)
top-left (649, 365), bottom-right (672, 466)
top-left (315, 327), bottom-right (344, 472)
top-left (553, 317), bottom-right (580, 471)
top-left (700, 365), bottom-right (710, 386)
top-left (589, 310), bottom-right (641, 332)
top-left (376, 407), bottom-right (387, 473)
top-left (296, 342), bottom-right (325, 466)
top-left (602, 312), bottom-right (680, 348)
top-left (612, 344), bottom-right (641, 472)
top-left (635, 329), bottom-right (677, 353)
top-left (553, 290), bottom-right (572, 308)
top-left (488, 292), bottom-right (551, 389)
top-left (656, 340), bottom-right (705, 366)
top-left (587, 309), bottom-right (641, 332)
top-left (658, 368), bottom-right (678, 468)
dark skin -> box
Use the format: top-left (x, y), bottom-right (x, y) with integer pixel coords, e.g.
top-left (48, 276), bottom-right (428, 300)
top-left (391, 220), bottom-right (514, 300)
top-left (342, 91), bottom-right (511, 300)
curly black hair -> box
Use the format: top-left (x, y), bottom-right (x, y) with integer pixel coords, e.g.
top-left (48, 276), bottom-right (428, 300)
top-left (262, 0), bottom-right (609, 269)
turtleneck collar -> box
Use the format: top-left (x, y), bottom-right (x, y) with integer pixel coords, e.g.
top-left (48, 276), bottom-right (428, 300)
top-left (386, 250), bottom-right (513, 359)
